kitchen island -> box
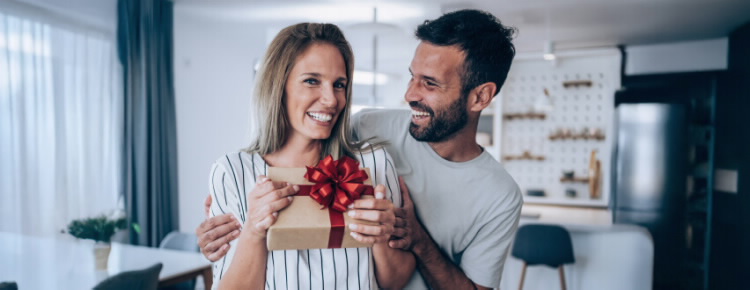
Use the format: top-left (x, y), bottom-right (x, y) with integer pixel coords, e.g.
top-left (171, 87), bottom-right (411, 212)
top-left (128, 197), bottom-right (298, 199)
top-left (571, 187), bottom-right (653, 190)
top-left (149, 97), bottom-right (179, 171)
top-left (499, 204), bottom-right (653, 290)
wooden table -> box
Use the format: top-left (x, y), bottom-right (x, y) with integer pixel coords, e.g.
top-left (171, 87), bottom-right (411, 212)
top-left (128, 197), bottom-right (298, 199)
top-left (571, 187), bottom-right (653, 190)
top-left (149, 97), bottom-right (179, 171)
top-left (0, 232), bottom-right (212, 289)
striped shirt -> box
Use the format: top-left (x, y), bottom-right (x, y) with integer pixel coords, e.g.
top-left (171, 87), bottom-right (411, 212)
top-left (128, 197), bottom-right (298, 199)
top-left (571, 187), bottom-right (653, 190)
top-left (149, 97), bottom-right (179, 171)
top-left (209, 147), bottom-right (402, 290)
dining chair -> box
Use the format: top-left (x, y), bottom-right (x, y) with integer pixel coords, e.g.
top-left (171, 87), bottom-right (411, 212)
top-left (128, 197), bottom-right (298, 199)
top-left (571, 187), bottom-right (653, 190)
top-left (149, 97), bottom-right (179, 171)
top-left (160, 231), bottom-right (199, 252)
top-left (159, 231), bottom-right (200, 289)
top-left (0, 282), bottom-right (17, 290)
top-left (511, 224), bottom-right (575, 290)
top-left (93, 263), bottom-right (162, 290)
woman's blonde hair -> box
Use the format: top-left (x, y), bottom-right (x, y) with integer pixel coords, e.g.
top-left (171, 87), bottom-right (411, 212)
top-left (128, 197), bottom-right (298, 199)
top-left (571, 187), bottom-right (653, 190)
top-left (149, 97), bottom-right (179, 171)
top-left (246, 23), bottom-right (361, 160)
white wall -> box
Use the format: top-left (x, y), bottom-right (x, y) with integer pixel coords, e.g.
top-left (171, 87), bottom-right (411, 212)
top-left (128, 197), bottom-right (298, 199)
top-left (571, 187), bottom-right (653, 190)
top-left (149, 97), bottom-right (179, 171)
top-left (173, 7), bottom-right (266, 232)
top-left (625, 37), bottom-right (728, 75)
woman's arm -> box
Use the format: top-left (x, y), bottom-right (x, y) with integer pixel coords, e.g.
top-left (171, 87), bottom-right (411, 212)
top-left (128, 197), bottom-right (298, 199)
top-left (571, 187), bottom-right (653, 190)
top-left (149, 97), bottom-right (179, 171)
top-left (218, 178), bottom-right (298, 289)
top-left (349, 185), bottom-right (416, 289)
top-left (372, 234), bottom-right (417, 288)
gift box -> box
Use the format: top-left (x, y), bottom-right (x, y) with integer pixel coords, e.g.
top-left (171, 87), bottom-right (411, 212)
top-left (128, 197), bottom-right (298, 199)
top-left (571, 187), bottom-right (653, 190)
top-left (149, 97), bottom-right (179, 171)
top-left (266, 156), bottom-right (376, 251)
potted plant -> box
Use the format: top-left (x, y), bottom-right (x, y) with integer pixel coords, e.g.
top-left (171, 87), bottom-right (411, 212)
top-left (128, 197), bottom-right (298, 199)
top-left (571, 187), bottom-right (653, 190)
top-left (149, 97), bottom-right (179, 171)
top-left (66, 214), bottom-right (129, 270)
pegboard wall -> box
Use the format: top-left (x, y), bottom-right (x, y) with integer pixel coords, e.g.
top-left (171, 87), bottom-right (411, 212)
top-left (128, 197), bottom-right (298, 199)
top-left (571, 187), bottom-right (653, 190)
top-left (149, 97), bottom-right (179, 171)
top-left (498, 50), bottom-right (621, 207)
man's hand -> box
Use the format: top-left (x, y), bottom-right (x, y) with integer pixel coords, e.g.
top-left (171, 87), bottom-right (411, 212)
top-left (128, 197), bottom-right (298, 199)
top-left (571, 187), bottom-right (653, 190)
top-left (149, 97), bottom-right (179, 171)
top-left (388, 177), bottom-right (491, 290)
top-left (347, 184), bottom-right (396, 244)
top-left (196, 210), bottom-right (241, 262)
top-left (389, 177), bottom-right (428, 251)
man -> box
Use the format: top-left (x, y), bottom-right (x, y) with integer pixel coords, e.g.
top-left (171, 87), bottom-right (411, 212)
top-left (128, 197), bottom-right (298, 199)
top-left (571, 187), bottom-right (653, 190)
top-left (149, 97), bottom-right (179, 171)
top-left (196, 9), bottom-right (522, 289)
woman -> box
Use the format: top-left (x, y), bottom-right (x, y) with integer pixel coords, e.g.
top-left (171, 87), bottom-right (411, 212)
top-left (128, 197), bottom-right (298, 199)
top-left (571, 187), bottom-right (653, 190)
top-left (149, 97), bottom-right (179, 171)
top-left (208, 23), bottom-right (415, 289)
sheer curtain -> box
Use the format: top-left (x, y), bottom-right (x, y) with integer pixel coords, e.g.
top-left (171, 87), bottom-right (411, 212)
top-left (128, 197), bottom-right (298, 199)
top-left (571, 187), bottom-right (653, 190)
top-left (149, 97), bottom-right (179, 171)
top-left (0, 7), bottom-right (122, 237)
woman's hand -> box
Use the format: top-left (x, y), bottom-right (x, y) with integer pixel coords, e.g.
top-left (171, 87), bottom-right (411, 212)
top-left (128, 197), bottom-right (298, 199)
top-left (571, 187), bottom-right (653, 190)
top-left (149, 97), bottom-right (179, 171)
top-left (244, 175), bottom-right (299, 241)
top-left (347, 184), bottom-right (396, 244)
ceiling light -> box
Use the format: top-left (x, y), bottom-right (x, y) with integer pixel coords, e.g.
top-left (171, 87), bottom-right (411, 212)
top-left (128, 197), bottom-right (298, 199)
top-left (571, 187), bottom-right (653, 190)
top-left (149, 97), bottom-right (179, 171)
top-left (543, 41), bottom-right (556, 61)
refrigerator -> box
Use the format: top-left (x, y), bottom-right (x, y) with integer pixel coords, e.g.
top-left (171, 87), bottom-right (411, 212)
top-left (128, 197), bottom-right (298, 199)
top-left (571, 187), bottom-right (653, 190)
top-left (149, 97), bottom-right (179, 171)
top-left (611, 100), bottom-right (688, 289)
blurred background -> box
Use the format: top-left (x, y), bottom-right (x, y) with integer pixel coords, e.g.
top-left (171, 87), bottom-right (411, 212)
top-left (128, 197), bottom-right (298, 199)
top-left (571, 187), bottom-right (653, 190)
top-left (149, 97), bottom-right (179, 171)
top-left (1, 0), bottom-right (750, 289)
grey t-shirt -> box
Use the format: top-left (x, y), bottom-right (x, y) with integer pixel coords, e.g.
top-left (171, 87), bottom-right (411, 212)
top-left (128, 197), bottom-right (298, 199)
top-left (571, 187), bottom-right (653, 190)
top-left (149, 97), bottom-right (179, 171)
top-left (352, 109), bottom-right (523, 289)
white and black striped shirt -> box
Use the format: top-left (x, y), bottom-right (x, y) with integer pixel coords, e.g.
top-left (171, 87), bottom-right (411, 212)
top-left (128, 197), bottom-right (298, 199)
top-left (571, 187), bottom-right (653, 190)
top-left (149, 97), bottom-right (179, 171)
top-left (209, 147), bottom-right (402, 290)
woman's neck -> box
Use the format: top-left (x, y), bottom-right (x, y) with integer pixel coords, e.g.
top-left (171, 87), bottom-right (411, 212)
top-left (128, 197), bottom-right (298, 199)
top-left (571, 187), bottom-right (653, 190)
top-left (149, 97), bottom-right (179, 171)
top-left (263, 138), bottom-right (323, 168)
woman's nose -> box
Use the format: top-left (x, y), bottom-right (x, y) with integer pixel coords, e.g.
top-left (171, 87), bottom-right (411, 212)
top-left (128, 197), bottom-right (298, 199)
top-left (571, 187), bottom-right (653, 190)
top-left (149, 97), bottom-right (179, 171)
top-left (318, 85), bottom-right (337, 107)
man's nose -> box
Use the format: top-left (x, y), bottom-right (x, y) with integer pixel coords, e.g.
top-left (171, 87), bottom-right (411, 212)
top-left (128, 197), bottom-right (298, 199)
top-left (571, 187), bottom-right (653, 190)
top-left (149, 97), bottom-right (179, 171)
top-left (404, 80), bottom-right (420, 103)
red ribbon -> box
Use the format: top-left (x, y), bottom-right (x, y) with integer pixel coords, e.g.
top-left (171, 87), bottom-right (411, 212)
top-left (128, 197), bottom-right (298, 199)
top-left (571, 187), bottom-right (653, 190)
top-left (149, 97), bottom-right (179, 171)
top-left (295, 155), bottom-right (373, 248)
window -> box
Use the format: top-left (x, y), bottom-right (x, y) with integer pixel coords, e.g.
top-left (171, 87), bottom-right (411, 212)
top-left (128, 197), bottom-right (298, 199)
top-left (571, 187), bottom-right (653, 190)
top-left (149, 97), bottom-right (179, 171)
top-left (0, 7), bottom-right (122, 237)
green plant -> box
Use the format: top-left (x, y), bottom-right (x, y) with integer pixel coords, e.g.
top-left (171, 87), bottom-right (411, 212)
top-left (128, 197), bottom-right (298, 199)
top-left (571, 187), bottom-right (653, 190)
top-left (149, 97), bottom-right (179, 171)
top-left (67, 215), bottom-right (128, 243)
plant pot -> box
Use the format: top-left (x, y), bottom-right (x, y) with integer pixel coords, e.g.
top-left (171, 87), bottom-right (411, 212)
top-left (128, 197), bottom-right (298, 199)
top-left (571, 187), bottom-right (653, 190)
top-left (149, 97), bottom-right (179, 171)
top-left (94, 242), bottom-right (111, 270)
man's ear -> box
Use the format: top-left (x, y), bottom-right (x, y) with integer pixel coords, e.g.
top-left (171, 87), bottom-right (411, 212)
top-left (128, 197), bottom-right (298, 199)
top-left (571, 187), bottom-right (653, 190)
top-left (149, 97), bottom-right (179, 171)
top-left (468, 82), bottom-right (497, 113)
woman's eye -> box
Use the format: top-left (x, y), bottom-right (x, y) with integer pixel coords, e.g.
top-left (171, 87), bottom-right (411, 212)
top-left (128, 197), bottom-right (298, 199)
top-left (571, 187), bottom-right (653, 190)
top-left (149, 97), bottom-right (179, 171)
top-left (304, 78), bottom-right (319, 85)
top-left (334, 82), bottom-right (346, 89)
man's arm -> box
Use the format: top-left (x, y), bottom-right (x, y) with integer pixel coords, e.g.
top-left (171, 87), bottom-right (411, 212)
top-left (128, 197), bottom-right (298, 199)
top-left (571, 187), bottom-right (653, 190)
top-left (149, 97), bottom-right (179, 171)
top-left (389, 177), bottom-right (492, 290)
top-left (196, 195), bottom-right (241, 262)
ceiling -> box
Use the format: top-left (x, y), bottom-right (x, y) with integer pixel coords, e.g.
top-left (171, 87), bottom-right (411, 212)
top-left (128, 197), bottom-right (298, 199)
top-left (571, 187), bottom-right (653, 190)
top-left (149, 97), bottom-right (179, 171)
top-left (175, 0), bottom-right (750, 53)
top-left (174, 0), bottom-right (750, 79)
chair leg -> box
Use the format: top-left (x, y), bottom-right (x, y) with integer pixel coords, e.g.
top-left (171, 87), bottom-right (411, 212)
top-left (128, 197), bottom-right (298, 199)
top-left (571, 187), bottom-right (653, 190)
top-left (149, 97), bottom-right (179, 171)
top-left (558, 266), bottom-right (567, 290)
top-left (518, 262), bottom-right (527, 290)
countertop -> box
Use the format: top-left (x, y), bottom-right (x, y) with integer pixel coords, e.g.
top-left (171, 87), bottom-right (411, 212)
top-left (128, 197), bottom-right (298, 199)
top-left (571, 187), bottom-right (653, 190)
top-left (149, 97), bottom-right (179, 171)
top-left (520, 204), bottom-right (612, 226)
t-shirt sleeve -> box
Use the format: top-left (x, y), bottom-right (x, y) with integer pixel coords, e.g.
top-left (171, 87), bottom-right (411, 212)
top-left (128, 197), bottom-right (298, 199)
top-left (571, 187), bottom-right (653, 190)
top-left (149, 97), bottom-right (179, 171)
top-left (351, 111), bottom-right (363, 142)
top-left (350, 109), bottom-right (387, 143)
top-left (459, 188), bottom-right (522, 288)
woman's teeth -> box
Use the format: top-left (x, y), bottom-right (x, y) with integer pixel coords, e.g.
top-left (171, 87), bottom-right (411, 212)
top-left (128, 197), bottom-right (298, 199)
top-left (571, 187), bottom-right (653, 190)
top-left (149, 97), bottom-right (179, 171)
top-left (412, 110), bottom-right (430, 117)
top-left (308, 112), bottom-right (332, 122)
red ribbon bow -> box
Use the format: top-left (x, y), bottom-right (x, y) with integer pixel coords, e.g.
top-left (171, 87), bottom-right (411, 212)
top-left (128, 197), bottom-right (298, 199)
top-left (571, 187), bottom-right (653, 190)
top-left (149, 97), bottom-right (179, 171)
top-left (303, 155), bottom-right (373, 212)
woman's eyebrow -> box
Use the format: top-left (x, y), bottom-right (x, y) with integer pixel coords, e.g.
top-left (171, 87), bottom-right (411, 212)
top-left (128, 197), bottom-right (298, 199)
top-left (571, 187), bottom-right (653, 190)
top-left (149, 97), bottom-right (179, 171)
top-left (300, 72), bottom-right (322, 77)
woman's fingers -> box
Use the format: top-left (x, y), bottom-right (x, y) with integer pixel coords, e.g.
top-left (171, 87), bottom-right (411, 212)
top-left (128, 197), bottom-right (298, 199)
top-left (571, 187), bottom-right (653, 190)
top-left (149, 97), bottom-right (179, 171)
top-left (350, 231), bottom-right (390, 244)
top-left (349, 222), bottom-right (394, 237)
top-left (347, 208), bottom-right (395, 224)
top-left (257, 183), bottom-right (299, 200)
top-left (350, 198), bottom-right (393, 211)
top-left (252, 214), bottom-right (277, 233)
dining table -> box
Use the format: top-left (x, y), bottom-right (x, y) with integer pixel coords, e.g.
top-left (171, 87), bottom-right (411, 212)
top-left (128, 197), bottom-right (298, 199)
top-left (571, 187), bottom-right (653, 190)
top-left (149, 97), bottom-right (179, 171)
top-left (0, 231), bottom-right (212, 289)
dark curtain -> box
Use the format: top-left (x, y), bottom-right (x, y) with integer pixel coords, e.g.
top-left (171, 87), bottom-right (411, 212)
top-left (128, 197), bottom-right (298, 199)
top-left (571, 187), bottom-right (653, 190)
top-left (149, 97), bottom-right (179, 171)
top-left (117, 0), bottom-right (179, 247)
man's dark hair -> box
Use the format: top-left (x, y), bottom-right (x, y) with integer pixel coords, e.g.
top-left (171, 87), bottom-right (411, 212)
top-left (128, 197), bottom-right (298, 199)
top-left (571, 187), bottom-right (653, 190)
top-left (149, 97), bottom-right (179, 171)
top-left (416, 9), bottom-right (516, 97)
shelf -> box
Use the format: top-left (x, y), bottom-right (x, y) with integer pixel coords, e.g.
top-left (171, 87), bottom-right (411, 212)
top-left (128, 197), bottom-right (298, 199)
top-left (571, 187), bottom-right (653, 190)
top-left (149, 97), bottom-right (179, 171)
top-left (502, 112), bottom-right (546, 120)
top-left (562, 80), bottom-right (593, 88)
top-left (503, 151), bottom-right (545, 161)
top-left (549, 133), bottom-right (606, 141)
top-left (560, 177), bottom-right (591, 183)
top-left (522, 196), bottom-right (608, 208)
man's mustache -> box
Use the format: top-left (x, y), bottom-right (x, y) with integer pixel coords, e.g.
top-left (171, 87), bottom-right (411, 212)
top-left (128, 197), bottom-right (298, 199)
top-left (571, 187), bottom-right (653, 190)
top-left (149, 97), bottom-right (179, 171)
top-left (409, 101), bottom-right (434, 116)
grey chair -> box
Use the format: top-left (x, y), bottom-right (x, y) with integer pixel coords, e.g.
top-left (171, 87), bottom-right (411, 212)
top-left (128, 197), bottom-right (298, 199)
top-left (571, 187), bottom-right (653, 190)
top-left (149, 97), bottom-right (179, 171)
top-left (159, 231), bottom-right (200, 289)
top-left (511, 224), bottom-right (575, 290)
top-left (93, 263), bottom-right (162, 290)
top-left (160, 231), bottom-right (199, 252)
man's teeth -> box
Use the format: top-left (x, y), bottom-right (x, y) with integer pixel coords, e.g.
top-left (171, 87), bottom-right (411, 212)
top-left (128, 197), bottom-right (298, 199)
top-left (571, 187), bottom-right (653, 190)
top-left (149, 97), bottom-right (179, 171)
top-left (412, 110), bottom-right (430, 117)
top-left (308, 112), bottom-right (332, 122)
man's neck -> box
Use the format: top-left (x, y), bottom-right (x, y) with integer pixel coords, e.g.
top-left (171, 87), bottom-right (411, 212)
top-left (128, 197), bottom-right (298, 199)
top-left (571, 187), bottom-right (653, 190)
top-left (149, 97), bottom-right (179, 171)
top-left (427, 127), bottom-right (483, 162)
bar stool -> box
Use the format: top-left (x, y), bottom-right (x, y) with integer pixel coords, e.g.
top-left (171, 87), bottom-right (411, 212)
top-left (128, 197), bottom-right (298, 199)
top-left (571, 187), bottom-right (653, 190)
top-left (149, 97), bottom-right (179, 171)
top-left (511, 224), bottom-right (575, 290)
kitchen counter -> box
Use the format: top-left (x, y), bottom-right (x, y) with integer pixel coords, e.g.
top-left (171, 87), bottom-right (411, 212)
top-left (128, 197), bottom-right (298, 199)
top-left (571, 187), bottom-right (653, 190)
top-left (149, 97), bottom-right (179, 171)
top-left (501, 204), bottom-right (653, 290)
top-left (521, 204), bottom-right (612, 225)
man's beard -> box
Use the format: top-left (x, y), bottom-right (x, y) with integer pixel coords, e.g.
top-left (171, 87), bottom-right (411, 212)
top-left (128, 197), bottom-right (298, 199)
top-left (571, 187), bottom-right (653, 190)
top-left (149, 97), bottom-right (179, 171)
top-left (408, 95), bottom-right (468, 142)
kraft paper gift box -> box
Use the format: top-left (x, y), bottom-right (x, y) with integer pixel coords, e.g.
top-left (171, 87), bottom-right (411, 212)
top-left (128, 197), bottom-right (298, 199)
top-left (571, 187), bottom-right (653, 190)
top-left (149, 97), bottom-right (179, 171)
top-left (266, 156), bottom-right (376, 251)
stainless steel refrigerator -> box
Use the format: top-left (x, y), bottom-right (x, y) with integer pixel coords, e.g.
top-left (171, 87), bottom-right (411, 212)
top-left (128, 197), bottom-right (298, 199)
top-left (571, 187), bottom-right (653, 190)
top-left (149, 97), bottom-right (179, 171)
top-left (611, 101), bottom-right (688, 289)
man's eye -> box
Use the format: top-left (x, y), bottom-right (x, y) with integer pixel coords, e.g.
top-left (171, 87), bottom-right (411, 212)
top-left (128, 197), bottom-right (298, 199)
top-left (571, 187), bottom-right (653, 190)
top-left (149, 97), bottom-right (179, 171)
top-left (304, 78), bottom-right (319, 85)
top-left (425, 81), bottom-right (437, 87)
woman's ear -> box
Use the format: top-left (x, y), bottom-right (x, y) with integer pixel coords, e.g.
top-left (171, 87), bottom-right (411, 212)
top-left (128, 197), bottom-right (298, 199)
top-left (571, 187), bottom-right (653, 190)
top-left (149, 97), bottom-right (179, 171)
top-left (468, 82), bottom-right (497, 112)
